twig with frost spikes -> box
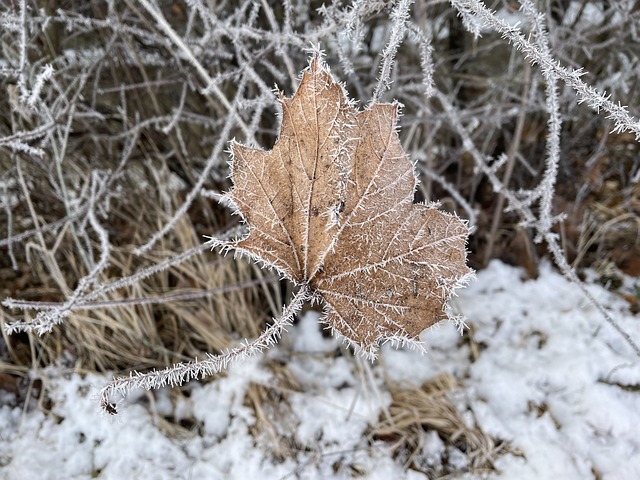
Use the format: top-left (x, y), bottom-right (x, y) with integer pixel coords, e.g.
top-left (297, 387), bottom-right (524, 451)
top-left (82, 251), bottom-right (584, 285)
top-left (0, 178), bottom-right (18, 270)
top-left (130, 2), bottom-right (284, 251)
top-left (439, 95), bottom-right (640, 360)
top-left (522, 1), bottom-right (639, 358)
top-left (17, 0), bottom-right (27, 100)
top-left (433, 6), bottom-right (640, 356)
top-left (4, 176), bottom-right (112, 335)
top-left (3, 33), bottom-right (111, 156)
top-left (162, 82), bottom-right (188, 134)
top-left (418, 165), bottom-right (477, 230)
top-left (99, 284), bottom-right (310, 414)
top-left (52, 98), bottom-right (96, 271)
top-left (0, 121), bottom-right (56, 152)
top-left (1, 127), bottom-right (136, 251)
top-left (450, 0), bottom-right (640, 140)
top-left (259, 0), bottom-right (297, 86)
top-left (133, 80), bottom-right (242, 255)
top-left (407, 23), bottom-right (435, 98)
top-left (135, 0), bottom-right (252, 141)
top-left (0, 211), bottom-right (83, 248)
top-left (3, 126), bottom-right (135, 321)
top-left (520, 1), bottom-right (561, 242)
top-left (372, 0), bottom-right (414, 103)
top-left (53, 9), bottom-right (172, 48)
top-left (437, 88), bottom-right (640, 357)
top-left (545, 237), bottom-right (640, 357)
top-left (27, 64), bottom-right (54, 108)
top-left (344, 0), bottom-right (384, 49)
top-left (14, 158), bottom-right (72, 295)
top-left (434, 90), bottom-right (536, 228)
top-left (483, 61), bottom-right (532, 265)
top-left (2, 225), bottom-right (242, 314)
top-left (5, 275), bottom-right (277, 311)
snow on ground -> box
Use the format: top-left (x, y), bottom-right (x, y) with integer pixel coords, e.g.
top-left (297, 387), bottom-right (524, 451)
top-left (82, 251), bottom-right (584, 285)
top-left (1, 260), bottom-right (639, 479)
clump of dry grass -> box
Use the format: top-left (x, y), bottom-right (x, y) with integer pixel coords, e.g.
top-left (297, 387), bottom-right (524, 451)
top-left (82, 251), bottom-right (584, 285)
top-left (0, 180), bottom-right (280, 377)
top-left (372, 372), bottom-right (512, 477)
top-left (241, 358), bottom-right (515, 477)
top-left (574, 183), bottom-right (640, 275)
top-left (244, 360), bottom-right (304, 462)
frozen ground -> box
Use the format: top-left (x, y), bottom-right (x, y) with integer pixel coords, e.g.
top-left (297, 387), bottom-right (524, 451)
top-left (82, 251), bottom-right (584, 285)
top-left (1, 260), bottom-right (639, 479)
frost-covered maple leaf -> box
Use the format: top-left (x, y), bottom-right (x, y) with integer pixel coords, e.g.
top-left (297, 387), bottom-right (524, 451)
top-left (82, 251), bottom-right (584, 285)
top-left (221, 54), bottom-right (472, 354)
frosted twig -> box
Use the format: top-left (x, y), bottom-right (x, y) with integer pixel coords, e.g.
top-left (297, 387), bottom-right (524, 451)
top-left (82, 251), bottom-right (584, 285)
top-left (0, 211), bottom-right (83, 248)
top-left (1, 179), bottom-right (18, 270)
top-left (259, 0), bottom-right (297, 86)
top-left (3, 226), bottom-right (242, 314)
top-left (17, 0), bottom-right (27, 100)
top-left (0, 121), bottom-right (57, 150)
top-left (54, 9), bottom-right (172, 48)
top-left (99, 284), bottom-right (310, 414)
top-left (133, 99), bottom-right (240, 255)
top-left (4, 275), bottom-right (277, 311)
top-left (546, 238), bottom-right (640, 357)
top-left (450, 0), bottom-right (640, 140)
top-left (408, 23), bottom-right (435, 98)
top-left (521, 1), bottom-right (561, 241)
top-left (434, 90), bottom-right (536, 228)
top-left (27, 64), bottom-right (54, 108)
top-left (419, 166), bottom-right (477, 229)
top-left (484, 61), bottom-right (532, 264)
top-left (522, 3), bottom-right (639, 358)
top-left (372, 0), bottom-right (414, 102)
top-left (162, 81), bottom-right (188, 134)
top-left (136, 0), bottom-right (251, 139)
top-left (5, 207), bottom-right (111, 335)
top-left (442, 0), bottom-right (640, 357)
top-left (1, 140), bottom-right (45, 157)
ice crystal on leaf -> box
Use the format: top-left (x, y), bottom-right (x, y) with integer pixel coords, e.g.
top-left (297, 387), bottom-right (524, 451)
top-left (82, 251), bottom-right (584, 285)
top-left (219, 54), bottom-right (472, 354)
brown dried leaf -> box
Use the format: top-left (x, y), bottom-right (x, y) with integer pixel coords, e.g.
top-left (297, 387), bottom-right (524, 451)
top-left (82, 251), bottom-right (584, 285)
top-left (223, 55), bottom-right (472, 354)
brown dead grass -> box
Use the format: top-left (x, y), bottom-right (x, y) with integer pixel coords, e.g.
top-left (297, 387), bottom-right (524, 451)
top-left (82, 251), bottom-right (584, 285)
top-left (0, 169), bottom-right (279, 380)
top-left (240, 360), bottom-right (515, 477)
top-left (372, 372), bottom-right (513, 478)
top-left (244, 360), bottom-right (304, 462)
